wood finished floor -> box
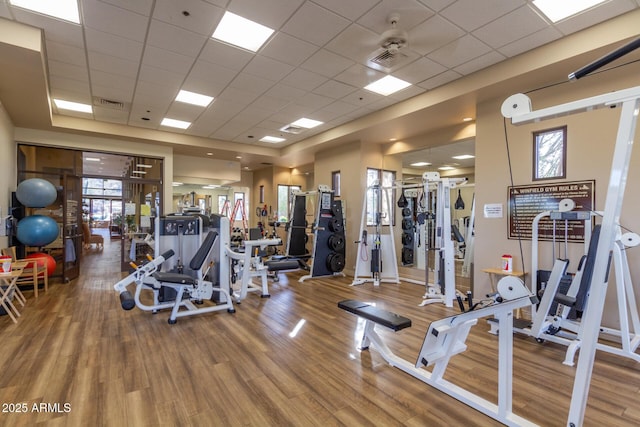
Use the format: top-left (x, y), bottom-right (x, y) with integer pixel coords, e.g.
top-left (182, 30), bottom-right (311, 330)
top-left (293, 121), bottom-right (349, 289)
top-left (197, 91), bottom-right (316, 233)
top-left (1, 235), bottom-right (639, 426)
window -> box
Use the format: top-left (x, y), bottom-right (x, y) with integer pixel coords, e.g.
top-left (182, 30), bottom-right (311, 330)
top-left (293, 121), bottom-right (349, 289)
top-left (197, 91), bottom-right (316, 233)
top-left (82, 178), bottom-right (122, 196)
top-left (366, 168), bottom-right (396, 226)
top-left (233, 192), bottom-right (245, 220)
top-left (218, 195), bottom-right (228, 215)
top-left (533, 126), bottom-right (566, 180)
top-left (332, 171), bottom-right (341, 197)
top-left (277, 184), bottom-right (302, 222)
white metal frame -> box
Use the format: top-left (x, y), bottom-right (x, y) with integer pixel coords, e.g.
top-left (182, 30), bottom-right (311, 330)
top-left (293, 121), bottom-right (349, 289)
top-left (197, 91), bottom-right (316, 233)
top-left (419, 172), bottom-right (467, 307)
top-left (350, 279), bottom-right (537, 426)
top-left (352, 183), bottom-right (399, 286)
top-left (502, 84), bottom-right (640, 426)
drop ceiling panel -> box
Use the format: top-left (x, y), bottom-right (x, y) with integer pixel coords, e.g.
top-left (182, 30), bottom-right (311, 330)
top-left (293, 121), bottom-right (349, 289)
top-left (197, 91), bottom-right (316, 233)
top-left (228, 72), bottom-right (275, 94)
top-left (250, 95), bottom-right (292, 112)
top-left (312, 0), bottom-right (379, 21)
top-left (299, 49), bottom-right (355, 78)
top-left (138, 64), bottom-right (183, 91)
top-left (243, 55), bottom-right (295, 82)
top-left (93, 106), bottom-right (129, 124)
top-left (185, 117), bottom-right (225, 138)
top-left (389, 84), bottom-right (425, 101)
top-left (357, 0), bottom-right (434, 33)
top-left (313, 80), bottom-right (359, 99)
top-left (49, 88), bottom-right (92, 105)
top-left (340, 89), bottom-right (384, 106)
top-left (407, 15), bottom-right (466, 55)
top-left (417, 69), bottom-right (462, 90)
top-left (88, 51), bottom-right (140, 79)
top-left (84, 27), bottom-right (144, 62)
top-left (141, 45), bottom-right (194, 75)
top-left (472, 6), bottom-right (547, 49)
top-left (184, 59), bottom-right (237, 95)
top-left (82, 0), bottom-right (150, 42)
top-left (295, 92), bottom-right (335, 110)
top-left (48, 60), bottom-right (89, 82)
top-left (280, 69), bottom-right (328, 91)
top-left (393, 57), bottom-right (447, 84)
top-left (92, 82), bottom-right (135, 103)
top-left (440, 0), bottom-right (525, 32)
top-left (263, 83), bottom-right (307, 103)
top-left (146, 20), bottom-right (208, 57)
top-left (97, 0), bottom-right (154, 16)
top-left (260, 32), bottom-right (319, 67)
top-left (165, 101), bottom-right (209, 121)
top-left (216, 86), bottom-right (261, 104)
top-left (45, 41), bottom-right (88, 67)
top-left (427, 34), bottom-right (492, 68)
top-left (228, 0), bottom-right (305, 29)
top-left (498, 26), bottom-right (562, 58)
top-left (416, 0), bottom-right (456, 12)
top-left (49, 75), bottom-right (91, 95)
top-left (199, 39), bottom-right (254, 71)
top-left (152, 0), bottom-right (222, 36)
top-left (334, 63), bottom-right (385, 87)
top-left (454, 50), bottom-right (505, 75)
top-left (281, 2), bottom-right (351, 46)
top-left (325, 23), bottom-right (380, 64)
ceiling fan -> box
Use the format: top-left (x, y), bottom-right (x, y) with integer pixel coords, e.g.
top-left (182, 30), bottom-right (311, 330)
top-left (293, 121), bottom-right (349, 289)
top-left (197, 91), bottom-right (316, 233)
top-left (367, 14), bottom-right (415, 73)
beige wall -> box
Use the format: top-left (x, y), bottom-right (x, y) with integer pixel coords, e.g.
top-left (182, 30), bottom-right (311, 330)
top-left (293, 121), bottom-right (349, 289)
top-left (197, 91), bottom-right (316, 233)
top-left (475, 61), bottom-right (640, 328)
top-left (0, 100), bottom-right (15, 248)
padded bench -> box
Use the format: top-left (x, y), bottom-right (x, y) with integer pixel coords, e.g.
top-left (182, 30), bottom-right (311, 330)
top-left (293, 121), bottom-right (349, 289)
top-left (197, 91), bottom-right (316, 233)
top-left (338, 299), bottom-right (412, 331)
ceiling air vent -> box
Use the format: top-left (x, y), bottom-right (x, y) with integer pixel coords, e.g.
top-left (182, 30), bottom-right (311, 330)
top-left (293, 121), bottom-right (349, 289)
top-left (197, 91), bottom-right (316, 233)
top-left (93, 96), bottom-right (126, 111)
top-left (279, 125), bottom-right (304, 134)
top-left (366, 47), bottom-right (416, 73)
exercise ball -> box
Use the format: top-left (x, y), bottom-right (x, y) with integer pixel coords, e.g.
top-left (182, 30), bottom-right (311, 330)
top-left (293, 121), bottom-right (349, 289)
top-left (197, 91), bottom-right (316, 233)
top-left (16, 215), bottom-right (59, 247)
top-left (16, 178), bottom-right (57, 208)
top-left (26, 252), bottom-right (56, 277)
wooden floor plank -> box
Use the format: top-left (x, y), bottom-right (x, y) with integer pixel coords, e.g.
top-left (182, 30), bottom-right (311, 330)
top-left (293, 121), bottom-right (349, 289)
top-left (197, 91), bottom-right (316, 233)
top-left (0, 235), bottom-right (639, 425)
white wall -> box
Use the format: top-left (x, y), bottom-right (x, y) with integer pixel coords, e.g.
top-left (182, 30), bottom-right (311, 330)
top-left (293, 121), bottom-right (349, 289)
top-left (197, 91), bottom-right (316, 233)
top-left (0, 100), bottom-right (15, 248)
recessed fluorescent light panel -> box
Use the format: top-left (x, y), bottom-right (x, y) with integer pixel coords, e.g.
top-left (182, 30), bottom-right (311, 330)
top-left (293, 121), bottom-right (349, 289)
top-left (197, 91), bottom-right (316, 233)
top-left (438, 166), bottom-right (455, 171)
top-left (136, 164), bottom-right (152, 168)
top-left (161, 118), bottom-right (191, 129)
top-left (175, 90), bottom-right (213, 107)
top-left (364, 75), bottom-right (411, 96)
top-left (85, 157), bottom-right (101, 162)
top-left (212, 11), bottom-right (274, 52)
top-left (452, 155), bottom-right (475, 160)
top-left (172, 182), bottom-right (183, 186)
top-left (532, 0), bottom-right (606, 22)
top-left (131, 170), bottom-right (147, 175)
top-left (260, 136), bottom-right (286, 143)
top-left (291, 118), bottom-right (323, 129)
top-left (410, 162), bottom-right (431, 167)
top-left (10, 0), bottom-right (80, 23)
top-left (54, 99), bottom-right (92, 113)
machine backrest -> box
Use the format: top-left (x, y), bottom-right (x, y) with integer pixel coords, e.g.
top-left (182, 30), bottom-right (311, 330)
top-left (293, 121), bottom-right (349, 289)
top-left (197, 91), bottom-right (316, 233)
top-left (189, 231), bottom-right (218, 271)
top-left (573, 224), bottom-right (601, 314)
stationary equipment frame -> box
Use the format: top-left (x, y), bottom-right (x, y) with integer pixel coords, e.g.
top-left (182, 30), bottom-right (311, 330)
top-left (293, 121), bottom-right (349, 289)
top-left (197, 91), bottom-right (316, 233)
top-left (502, 81), bottom-right (640, 426)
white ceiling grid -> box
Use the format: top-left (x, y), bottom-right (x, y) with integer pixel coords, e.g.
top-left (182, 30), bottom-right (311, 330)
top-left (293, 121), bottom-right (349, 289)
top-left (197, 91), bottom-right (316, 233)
top-left (0, 0), bottom-right (638, 153)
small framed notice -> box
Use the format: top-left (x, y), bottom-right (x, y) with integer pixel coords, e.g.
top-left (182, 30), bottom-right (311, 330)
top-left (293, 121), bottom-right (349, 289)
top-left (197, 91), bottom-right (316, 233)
top-left (484, 203), bottom-right (503, 218)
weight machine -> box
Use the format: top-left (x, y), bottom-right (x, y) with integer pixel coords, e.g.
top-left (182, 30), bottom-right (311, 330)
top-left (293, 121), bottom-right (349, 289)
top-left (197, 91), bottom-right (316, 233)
top-left (352, 182), bottom-right (399, 286)
top-left (501, 36), bottom-right (640, 425)
top-left (419, 172), bottom-right (467, 307)
top-left (286, 185), bottom-right (346, 283)
top-left (489, 200), bottom-right (640, 367)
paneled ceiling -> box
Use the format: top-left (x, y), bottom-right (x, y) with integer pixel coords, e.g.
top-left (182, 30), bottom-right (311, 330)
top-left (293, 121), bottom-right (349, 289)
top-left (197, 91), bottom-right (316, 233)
top-left (1, 0), bottom-right (640, 172)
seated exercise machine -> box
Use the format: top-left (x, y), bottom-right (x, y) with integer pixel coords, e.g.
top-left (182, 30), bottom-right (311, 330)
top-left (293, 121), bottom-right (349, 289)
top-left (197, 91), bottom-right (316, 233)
top-left (340, 276), bottom-right (538, 426)
top-left (114, 231), bottom-right (235, 324)
top-left (500, 36), bottom-right (640, 425)
top-left (225, 236), bottom-right (283, 302)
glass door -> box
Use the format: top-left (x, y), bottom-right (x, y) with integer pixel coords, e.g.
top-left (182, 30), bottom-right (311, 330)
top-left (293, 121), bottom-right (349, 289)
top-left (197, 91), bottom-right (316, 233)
top-left (63, 173), bottom-right (83, 282)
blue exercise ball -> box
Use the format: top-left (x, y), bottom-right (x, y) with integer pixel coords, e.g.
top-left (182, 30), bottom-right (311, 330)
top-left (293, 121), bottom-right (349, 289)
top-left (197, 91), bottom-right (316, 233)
top-left (16, 178), bottom-right (57, 208)
top-left (16, 215), bottom-right (59, 247)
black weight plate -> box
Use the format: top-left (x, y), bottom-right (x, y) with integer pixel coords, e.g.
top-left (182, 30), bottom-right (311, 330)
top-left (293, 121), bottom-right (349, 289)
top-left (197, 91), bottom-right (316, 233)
top-left (328, 217), bottom-right (344, 232)
top-left (402, 207), bottom-right (411, 217)
top-left (401, 218), bottom-right (413, 231)
top-left (326, 252), bottom-right (345, 272)
top-left (328, 233), bottom-right (345, 251)
top-left (402, 233), bottom-right (413, 246)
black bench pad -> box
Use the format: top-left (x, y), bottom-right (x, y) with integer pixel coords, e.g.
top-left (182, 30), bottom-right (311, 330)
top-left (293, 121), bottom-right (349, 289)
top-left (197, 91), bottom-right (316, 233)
top-left (266, 260), bottom-right (301, 271)
top-left (153, 272), bottom-right (196, 285)
top-left (338, 299), bottom-right (412, 331)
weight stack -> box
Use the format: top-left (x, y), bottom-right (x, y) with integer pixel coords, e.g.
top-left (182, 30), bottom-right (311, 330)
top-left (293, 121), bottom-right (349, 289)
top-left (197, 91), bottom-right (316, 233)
top-left (313, 192), bottom-right (346, 277)
top-left (400, 196), bottom-right (415, 266)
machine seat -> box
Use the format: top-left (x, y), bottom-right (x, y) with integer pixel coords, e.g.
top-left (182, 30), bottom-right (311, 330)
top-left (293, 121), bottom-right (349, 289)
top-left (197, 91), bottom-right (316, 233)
top-left (152, 272), bottom-right (197, 285)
